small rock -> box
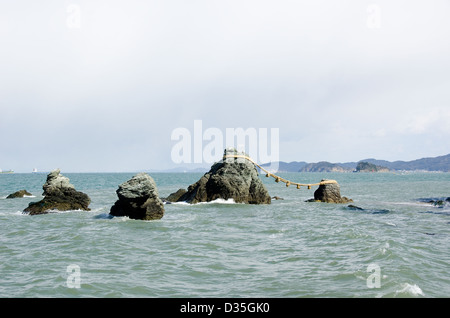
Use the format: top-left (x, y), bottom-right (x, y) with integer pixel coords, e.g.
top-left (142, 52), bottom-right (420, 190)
top-left (312, 180), bottom-right (353, 204)
top-left (6, 190), bottom-right (32, 199)
top-left (347, 204), bottom-right (364, 210)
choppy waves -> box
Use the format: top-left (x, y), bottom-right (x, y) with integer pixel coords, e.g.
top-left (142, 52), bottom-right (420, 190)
top-left (0, 172), bottom-right (449, 297)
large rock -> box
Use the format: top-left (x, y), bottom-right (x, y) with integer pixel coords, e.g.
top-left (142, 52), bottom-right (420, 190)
top-left (24, 169), bottom-right (91, 215)
top-left (109, 173), bottom-right (165, 220)
top-left (310, 179), bottom-right (353, 204)
top-left (177, 148), bottom-right (271, 204)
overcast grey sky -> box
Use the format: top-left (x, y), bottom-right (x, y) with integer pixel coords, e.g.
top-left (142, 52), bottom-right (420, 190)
top-left (1, 0), bottom-right (449, 172)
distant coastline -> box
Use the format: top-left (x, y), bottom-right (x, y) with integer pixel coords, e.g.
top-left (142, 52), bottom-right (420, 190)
top-left (2, 154), bottom-right (449, 174)
top-left (150, 153), bottom-right (450, 173)
top-left (260, 153), bottom-right (450, 173)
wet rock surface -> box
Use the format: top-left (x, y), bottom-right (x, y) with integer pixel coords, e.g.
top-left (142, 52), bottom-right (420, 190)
top-left (110, 173), bottom-right (165, 220)
top-left (176, 148), bottom-right (271, 204)
top-left (307, 179), bottom-right (353, 203)
top-left (24, 169), bottom-right (91, 215)
top-left (7, 190), bottom-right (32, 199)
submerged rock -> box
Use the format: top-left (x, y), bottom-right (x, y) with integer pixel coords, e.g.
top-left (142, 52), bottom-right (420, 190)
top-left (176, 148), bottom-right (271, 204)
top-left (308, 179), bottom-right (353, 204)
top-left (418, 197), bottom-right (450, 208)
top-left (7, 189), bottom-right (32, 198)
top-left (24, 169), bottom-right (91, 215)
top-left (110, 173), bottom-right (164, 220)
top-left (345, 205), bottom-right (390, 214)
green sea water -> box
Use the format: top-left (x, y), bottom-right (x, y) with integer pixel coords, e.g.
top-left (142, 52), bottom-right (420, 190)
top-left (0, 172), bottom-right (448, 298)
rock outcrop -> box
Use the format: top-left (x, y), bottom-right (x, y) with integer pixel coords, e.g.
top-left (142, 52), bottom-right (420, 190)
top-left (176, 148), bottom-right (271, 204)
top-left (24, 169), bottom-right (91, 215)
top-left (109, 173), bottom-right (165, 220)
top-left (7, 190), bottom-right (32, 198)
top-left (355, 161), bottom-right (389, 172)
top-left (307, 179), bottom-right (353, 204)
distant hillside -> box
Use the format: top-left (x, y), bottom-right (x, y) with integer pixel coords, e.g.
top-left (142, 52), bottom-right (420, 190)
top-left (299, 161), bottom-right (352, 172)
top-left (260, 154), bottom-right (450, 172)
top-left (358, 154), bottom-right (450, 172)
top-left (355, 161), bottom-right (389, 172)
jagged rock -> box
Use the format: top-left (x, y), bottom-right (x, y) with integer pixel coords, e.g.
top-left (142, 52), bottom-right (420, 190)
top-left (308, 179), bottom-right (353, 203)
top-left (109, 173), bottom-right (164, 220)
top-left (177, 148), bottom-right (271, 204)
top-left (6, 190), bottom-right (32, 198)
top-left (24, 169), bottom-right (91, 215)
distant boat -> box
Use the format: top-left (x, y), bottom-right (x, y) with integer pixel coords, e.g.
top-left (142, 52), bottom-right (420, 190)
top-left (0, 169), bottom-right (14, 174)
top-left (32, 168), bottom-right (38, 173)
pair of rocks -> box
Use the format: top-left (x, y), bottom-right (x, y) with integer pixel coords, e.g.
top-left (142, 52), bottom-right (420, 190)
top-left (166, 150), bottom-right (352, 205)
top-left (23, 169), bottom-right (165, 221)
top-left (110, 149), bottom-right (273, 219)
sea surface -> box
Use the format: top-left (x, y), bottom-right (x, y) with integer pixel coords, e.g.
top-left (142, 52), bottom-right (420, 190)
top-left (0, 172), bottom-right (449, 298)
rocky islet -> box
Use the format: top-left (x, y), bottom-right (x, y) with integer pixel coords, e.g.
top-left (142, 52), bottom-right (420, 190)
top-left (23, 169), bottom-right (91, 215)
top-left (306, 179), bottom-right (353, 204)
top-left (6, 189), bottom-right (32, 199)
top-left (109, 173), bottom-right (165, 220)
top-left (173, 148), bottom-right (271, 204)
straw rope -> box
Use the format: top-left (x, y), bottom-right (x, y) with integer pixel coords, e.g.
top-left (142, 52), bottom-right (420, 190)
top-left (223, 154), bottom-right (337, 189)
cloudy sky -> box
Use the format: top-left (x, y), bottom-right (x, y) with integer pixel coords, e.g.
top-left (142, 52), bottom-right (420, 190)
top-left (1, 0), bottom-right (449, 172)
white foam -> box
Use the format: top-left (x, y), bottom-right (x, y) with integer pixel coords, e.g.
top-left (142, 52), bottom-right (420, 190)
top-left (395, 283), bottom-right (424, 297)
top-left (197, 198), bottom-right (237, 205)
top-left (167, 201), bottom-right (190, 206)
top-left (379, 242), bottom-right (390, 255)
top-left (168, 198), bottom-right (238, 205)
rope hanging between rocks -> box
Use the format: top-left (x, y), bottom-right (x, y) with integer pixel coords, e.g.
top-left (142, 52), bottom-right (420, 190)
top-left (223, 154), bottom-right (338, 190)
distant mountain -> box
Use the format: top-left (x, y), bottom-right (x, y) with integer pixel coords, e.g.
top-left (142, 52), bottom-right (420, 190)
top-left (355, 161), bottom-right (390, 172)
top-left (299, 161), bottom-right (352, 172)
top-left (358, 154), bottom-right (450, 172)
top-left (260, 154), bottom-right (450, 172)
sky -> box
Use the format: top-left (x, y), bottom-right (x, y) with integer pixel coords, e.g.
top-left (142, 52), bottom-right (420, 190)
top-left (1, 0), bottom-right (450, 172)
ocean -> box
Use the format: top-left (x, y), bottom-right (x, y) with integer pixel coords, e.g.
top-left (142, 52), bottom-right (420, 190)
top-left (0, 172), bottom-right (449, 298)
